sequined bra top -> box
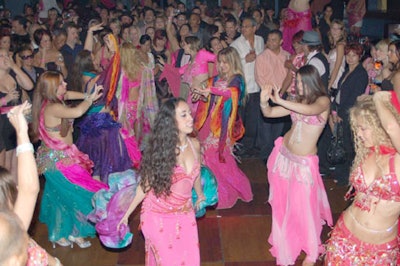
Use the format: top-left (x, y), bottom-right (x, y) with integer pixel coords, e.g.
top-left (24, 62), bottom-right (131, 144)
top-left (350, 155), bottom-right (400, 211)
top-left (290, 112), bottom-right (326, 126)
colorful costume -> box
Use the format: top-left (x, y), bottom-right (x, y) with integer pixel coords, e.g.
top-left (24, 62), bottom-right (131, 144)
top-left (287, 53), bottom-right (305, 100)
top-left (141, 139), bottom-right (201, 265)
top-left (89, 165), bottom-right (217, 249)
top-left (117, 66), bottom-right (159, 151)
top-left (267, 126), bottom-right (332, 264)
top-left (27, 239), bottom-right (48, 266)
top-left (346, 0), bottom-right (366, 29)
top-left (76, 41), bottom-right (135, 183)
top-left (180, 49), bottom-right (216, 114)
top-left (325, 153), bottom-right (400, 265)
top-left (195, 75), bottom-right (253, 209)
top-left (37, 102), bottom-right (107, 242)
top-left (281, 8), bottom-right (312, 54)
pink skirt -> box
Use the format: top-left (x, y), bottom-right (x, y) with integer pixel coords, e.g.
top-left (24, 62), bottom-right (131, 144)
top-left (140, 207), bottom-right (200, 266)
top-left (203, 136), bottom-right (253, 209)
top-left (267, 137), bottom-right (332, 265)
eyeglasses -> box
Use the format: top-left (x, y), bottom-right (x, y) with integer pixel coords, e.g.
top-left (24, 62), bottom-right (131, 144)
top-left (21, 54), bottom-right (34, 60)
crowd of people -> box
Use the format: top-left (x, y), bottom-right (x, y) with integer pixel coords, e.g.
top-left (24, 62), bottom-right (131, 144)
top-left (0, 0), bottom-right (400, 265)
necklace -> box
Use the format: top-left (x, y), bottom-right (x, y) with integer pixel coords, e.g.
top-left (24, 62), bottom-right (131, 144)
top-left (177, 140), bottom-right (188, 153)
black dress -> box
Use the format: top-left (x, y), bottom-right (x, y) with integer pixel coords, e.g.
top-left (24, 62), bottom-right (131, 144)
top-left (0, 71), bottom-right (23, 151)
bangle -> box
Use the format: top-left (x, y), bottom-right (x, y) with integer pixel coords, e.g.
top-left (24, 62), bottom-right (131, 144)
top-left (84, 94), bottom-right (93, 104)
top-left (54, 257), bottom-right (61, 266)
top-left (16, 143), bottom-right (34, 157)
top-left (260, 102), bottom-right (269, 109)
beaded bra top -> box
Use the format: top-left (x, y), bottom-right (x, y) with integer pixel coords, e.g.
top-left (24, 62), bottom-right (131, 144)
top-left (349, 155), bottom-right (400, 211)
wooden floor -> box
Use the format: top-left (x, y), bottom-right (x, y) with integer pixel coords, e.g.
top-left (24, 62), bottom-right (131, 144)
top-left (31, 158), bottom-right (348, 266)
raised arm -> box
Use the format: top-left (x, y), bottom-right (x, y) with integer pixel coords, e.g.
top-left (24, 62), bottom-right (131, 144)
top-left (166, 16), bottom-right (180, 53)
top-left (8, 102), bottom-right (39, 231)
top-left (8, 56), bottom-right (33, 91)
top-left (373, 87), bottom-right (400, 152)
top-left (84, 23), bottom-right (104, 52)
top-left (47, 83), bottom-right (103, 119)
top-left (260, 84), bottom-right (291, 118)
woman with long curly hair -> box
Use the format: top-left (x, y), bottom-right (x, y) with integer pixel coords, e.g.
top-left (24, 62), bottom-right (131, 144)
top-left (325, 94), bottom-right (400, 265)
top-left (118, 98), bottom-right (205, 265)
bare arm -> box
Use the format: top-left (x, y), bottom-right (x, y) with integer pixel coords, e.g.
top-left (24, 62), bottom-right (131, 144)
top-left (46, 84), bottom-right (103, 119)
top-left (9, 56), bottom-right (33, 91)
top-left (328, 43), bottom-right (345, 90)
top-left (8, 102), bottom-right (39, 231)
top-left (117, 185), bottom-right (146, 228)
top-left (280, 70), bottom-right (293, 94)
top-left (260, 84), bottom-right (291, 118)
top-left (373, 89), bottom-right (400, 152)
top-left (191, 138), bottom-right (205, 207)
top-left (84, 23), bottom-right (104, 52)
top-left (166, 17), bottom-right (180, 52)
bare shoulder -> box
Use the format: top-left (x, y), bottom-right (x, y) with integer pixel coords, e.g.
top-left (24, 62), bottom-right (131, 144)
top-left (317, 95), bottom-right (331, 106)
top-left (189, 137), bottom-right (201, 152)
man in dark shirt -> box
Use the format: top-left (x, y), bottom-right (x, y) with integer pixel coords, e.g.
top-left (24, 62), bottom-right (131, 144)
top-left (253, 8), bottom-right (270, 43)
top-left (11, 15), bottom-right (31, 53)
top-left (61, 22), bottom-right (82, 86)
top-left (220, 14), bottom-right (241, 46)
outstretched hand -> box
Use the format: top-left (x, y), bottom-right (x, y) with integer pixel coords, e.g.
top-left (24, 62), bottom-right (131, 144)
top-left (89, 22), bottom-right (104, 33)
top-left (269, 84), bottom-right (282, 104)
top-left (260, 84), bottom-right (273, 105)
top-left (7, 101), bottom-right (31, 134)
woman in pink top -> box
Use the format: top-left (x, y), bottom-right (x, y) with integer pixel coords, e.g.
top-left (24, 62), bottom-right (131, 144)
top-left (325, 93), bottom-right (400, 265)
top-left (180, 36), bottom-right (216, 114)
top-left (118, 98), bottom-right (205, 266)
top-left (260, 65), bottom-right (332, 265)
top-left (281, 0), bottom-right (312, 54)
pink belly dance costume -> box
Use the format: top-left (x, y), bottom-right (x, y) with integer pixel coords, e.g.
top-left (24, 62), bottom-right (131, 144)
top-left (281, 8), bottom-right (312, 54)
top-left (267, 112), bottom-right (332, 265)
top-left (181, 49), bottom-right (216, 114)
top-left (140, 138), bottom-right (201, 266)
top-left (325, 153), bottom-right (400, 265)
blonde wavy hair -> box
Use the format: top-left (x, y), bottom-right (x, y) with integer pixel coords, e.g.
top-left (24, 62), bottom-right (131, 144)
top-left (349, 95), bottom-right (398, 173)
top-left (120, 42), bottom-right (144, 81)
top-left (328, 19), bottom-right (347, 49)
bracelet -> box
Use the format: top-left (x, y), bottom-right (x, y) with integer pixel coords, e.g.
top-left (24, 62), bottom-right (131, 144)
top-left (197, 195), bottom-right (206, 201)
top-left (84, 94), bottom-right (93, 104)
top-left (16, 143), bottom-right (34, 157)
top-left (54, 257), bottom-right (61, 266)
top-left (260, 102), bottom-right (269, 109)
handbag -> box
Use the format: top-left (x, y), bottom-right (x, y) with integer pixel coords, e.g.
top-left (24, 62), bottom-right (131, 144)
top-left (326, 122), bottom-right (347, 165)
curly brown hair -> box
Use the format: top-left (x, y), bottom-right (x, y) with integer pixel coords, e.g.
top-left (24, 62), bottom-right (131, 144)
top-left (139, 98), bottom-right (185, 197)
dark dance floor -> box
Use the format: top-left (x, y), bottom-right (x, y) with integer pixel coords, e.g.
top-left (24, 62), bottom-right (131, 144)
top-left (31, 158), bottom-right (348, 266)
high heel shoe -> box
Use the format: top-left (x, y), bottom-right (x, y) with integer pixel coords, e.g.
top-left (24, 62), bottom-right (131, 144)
top-left (52, 238), bottom-right (72, 249)
top-left (68, 235), bottom-right (91, 248)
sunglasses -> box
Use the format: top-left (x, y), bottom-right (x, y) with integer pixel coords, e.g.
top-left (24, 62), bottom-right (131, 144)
top-left (21, 54), bottom-right (34, 60)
